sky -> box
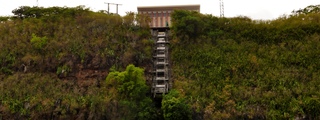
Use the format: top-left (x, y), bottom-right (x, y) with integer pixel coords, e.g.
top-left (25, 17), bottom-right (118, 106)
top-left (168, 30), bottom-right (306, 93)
top-left (0, 0), bottom-right (319, 20)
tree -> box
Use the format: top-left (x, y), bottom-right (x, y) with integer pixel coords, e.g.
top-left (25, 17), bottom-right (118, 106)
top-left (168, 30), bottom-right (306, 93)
top-left (106, 64), bottom-right (147, 100)
top-left (12, 5), bottom-right (90, 19)
top-left (162, 90), bottom-right (192, 120)
top-left (292, 4), bottom-right (320, 15)
top-left (106, 64), bottom-right (156, 119)
top-left (171, 10), bottom-right (205, 43)
top-left (30, 33), bottom-right (47, 51)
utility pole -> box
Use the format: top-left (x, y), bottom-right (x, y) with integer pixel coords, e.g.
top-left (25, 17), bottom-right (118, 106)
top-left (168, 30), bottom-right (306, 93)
top-left (106, 2), bottom-right (110, 14)
top-left (114, 3), bottom-right (122, 14)
top-left (104, 2), bottom-right (122, 14)
top-left (220, 0), bottom-right (224, 17)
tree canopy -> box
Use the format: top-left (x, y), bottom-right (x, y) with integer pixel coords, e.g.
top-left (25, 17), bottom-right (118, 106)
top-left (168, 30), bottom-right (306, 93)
top-left (292, 4), bottom-right (320, 15)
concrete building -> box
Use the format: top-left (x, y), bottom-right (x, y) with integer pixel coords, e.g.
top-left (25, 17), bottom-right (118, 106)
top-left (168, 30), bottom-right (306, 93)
top-left (137, 4), bottom-right (200, 28)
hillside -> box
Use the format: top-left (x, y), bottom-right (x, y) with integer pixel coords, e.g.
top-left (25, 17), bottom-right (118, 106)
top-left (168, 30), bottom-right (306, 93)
top-left (170, 6), bottom-right (320, 119)
top-left (1, 5), bottom-right (320, 119)
top-left (0, 6), bottom-right (156, 119)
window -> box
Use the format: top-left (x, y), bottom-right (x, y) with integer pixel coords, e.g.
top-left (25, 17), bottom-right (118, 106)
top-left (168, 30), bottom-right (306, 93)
top-left (148, 11), bottom-right (151, 18)
top-left (153, 11), bottom-right (157, 17)
top-left (153, 11), bottom-right (157, 27)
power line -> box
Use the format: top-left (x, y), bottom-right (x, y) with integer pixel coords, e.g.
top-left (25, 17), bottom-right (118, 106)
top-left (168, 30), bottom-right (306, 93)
top-left (220, 0), bottom-right (224, 17)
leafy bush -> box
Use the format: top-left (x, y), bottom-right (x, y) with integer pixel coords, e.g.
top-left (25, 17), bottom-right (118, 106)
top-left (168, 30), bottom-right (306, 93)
top-left (30, 33), bottom-right (47, 51)
top-left (106, 64), bottom-right (148, 100)
top-left (161, 90), bottom-right (192, 120)
top-left (106, 64), bottom-right (157, 119)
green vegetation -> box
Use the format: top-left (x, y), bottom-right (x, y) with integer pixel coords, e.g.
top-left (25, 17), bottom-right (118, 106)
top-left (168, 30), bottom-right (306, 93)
top-left (0, 73), bottom-right (110, 119)
top-left (292, 4), bottom-right (320, 15)
top-left (162, 90), bottom-right (192, 120)
top-left (0, 6), bottom-right (152, 75)
top-left (0, 6), bottom-right (153, 119)
top-left (0, 4), bottom-right (320, 119)
top-left (105, 64), bottom-right (157, 119)
top-left (171, 5), bottom-right (320, 119)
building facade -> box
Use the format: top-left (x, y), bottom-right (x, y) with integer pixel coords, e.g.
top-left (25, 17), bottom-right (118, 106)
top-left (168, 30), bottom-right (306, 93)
top-left (137, 5), bottom-right (200, 28)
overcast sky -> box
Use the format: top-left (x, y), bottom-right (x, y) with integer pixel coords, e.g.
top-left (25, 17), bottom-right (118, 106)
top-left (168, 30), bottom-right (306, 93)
top-left (0, 0), bottom-right (319, 20)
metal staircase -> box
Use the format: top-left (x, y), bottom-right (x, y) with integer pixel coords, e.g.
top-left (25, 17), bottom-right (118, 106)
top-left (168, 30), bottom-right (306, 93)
top-left (151, 28), bottom-right (171, 97)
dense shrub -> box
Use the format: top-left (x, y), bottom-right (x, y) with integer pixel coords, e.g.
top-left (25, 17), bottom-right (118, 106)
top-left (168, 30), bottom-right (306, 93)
top-left (0, 6), bottom-right (153, 119)
top-left (0, 73), bottom-right (111, 119)
top-left (0, 6), bottom-right (152, 75)
top-left (171, 5), bottom-right (320, 119)
top-left (106, 64), bottom-right (157, 119)
top-left (161, 90), bottom-right (192, 120)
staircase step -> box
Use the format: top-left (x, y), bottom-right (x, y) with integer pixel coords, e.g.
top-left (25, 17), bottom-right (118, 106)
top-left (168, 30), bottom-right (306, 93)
top-left (151, 29), bottom-right (171, 96)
